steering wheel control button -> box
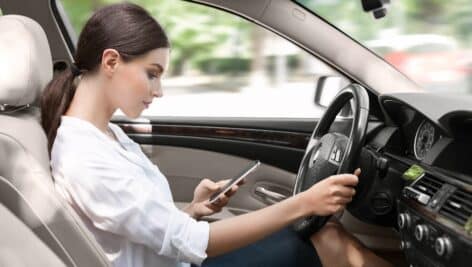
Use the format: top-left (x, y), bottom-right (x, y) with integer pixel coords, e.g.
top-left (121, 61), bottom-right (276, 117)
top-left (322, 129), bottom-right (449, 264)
top-left (330, 148), bottom-right (336, 160)
top-left (435, 236), bottom-right (453, 258)
top-left (335, 149), bottom-right (341, 162)
top-left (398, 213), bottom-right (411, 229)
top-left (330, 145), bottom-right (343, 163)
top-left (415, 224), bottom-right (429, 242)
top-left (312, 150), bottom-right (320, 163)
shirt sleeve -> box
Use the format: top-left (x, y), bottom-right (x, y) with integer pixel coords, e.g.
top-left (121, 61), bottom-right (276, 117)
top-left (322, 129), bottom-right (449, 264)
top-left (62, 151), bottom-right (210, 265)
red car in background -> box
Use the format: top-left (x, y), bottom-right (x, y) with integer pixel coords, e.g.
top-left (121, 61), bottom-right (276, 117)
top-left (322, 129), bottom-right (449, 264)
top-left (367, 34), bottom-right (472, 93)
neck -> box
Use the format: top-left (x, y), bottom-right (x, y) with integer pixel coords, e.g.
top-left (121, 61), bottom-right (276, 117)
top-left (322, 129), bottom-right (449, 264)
top-left (65, 74), bottom-right (116, 133)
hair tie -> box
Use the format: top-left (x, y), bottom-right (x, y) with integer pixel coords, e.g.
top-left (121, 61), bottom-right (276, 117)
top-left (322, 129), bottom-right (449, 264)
top-left (70, 63), bottom-right (82, 77)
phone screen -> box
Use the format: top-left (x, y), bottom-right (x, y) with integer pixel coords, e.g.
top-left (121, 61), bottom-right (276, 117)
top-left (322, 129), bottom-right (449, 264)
top-left (209, 160), bottom-right (260, 204)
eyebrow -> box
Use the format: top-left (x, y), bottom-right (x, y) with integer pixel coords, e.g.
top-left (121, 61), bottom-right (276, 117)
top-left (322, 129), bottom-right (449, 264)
top-left (150, 63), bottom-right (164, 73)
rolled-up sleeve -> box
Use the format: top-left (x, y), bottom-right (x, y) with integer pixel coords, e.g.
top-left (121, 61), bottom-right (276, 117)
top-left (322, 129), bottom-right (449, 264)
top-left (61, 152), bottom-right (210, 265)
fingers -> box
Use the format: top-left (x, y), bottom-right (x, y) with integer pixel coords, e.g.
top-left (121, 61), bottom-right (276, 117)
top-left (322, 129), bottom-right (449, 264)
top-left (327, 197), bottom-right (351, 214)
top-left (216, 179), bottom-right (230, 188)
top-left (208, 194), bottom-right (229, 208)
top-left (354, 168), bottom-right (361, 177)
top-left (225, 184), bottom-right (240, 197)
top-left (203, 178), bottom-right (237, 192)
top-left (332, 185), bottom-right (356, 198)
top-left (335, 196), bottom-right (353, 205)
top-left (327, 204), bottom-right (345, 214)
top-left (331, 173), bottom-right (359, 187)
top-left (215, 179), bottom-right (242, 196)
top-left (328, 188), bottom-right (353, 205)
top-left (201, 178), bottom-right (220, 191)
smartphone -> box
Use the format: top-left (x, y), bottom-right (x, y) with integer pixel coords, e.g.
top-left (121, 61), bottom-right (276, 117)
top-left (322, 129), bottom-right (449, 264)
top-left (209, 160), bottom-right (261, 204)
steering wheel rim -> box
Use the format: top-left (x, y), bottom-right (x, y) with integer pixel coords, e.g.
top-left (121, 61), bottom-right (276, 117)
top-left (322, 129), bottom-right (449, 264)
top-left (292, 84), bottom-right (370, 238)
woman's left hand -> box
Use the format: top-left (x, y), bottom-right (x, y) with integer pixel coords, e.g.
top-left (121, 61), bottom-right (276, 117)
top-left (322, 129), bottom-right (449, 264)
top-left (184, 178), bottom-right (244, 219)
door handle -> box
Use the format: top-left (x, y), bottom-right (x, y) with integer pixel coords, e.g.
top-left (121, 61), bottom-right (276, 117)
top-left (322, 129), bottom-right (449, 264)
top-left (255, 186), bottom-right (288, 202)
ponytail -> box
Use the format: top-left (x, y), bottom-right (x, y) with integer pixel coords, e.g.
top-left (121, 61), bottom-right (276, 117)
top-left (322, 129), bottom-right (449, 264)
top-left (40, 67), bottom-right (78, 154)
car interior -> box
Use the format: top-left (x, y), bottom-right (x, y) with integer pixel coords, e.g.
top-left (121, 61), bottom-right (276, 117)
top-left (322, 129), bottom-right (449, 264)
top-left (0, 0), bottom-right (470, 267)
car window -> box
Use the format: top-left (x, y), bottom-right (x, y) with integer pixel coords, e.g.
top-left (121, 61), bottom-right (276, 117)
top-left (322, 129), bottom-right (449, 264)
top-left (57, 0), bottom-right (344, 119)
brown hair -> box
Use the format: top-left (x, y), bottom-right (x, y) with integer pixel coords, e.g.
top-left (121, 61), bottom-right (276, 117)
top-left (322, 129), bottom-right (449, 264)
top-left (41, 3), bottom-right (169, 153)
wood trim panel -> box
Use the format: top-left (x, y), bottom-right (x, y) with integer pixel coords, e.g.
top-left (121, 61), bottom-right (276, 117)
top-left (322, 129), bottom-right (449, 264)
top-left (117, 123), bottom-right (310, 150)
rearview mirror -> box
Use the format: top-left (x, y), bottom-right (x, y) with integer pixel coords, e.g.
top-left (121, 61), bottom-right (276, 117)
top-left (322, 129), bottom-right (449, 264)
top-left (314, 76), bottom-right (352, 117)
top-left (361, 0), bottom-right (390, 19)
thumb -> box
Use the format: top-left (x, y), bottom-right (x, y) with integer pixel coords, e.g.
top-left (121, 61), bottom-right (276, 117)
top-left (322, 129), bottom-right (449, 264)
top-left (216, 179), bottom-right (230, 188)
top-left (201, 178), bottom-right (219, 191)
top-left (333, 174), bottom-right (359, 187)
top-left (354, 168), bottom-right (361, 177)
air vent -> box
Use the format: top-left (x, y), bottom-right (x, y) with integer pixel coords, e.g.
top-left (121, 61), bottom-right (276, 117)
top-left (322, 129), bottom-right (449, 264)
top-left (412, 175), bottom-right (444, 197)
top-left (439, 188), bottom-right (472, 226)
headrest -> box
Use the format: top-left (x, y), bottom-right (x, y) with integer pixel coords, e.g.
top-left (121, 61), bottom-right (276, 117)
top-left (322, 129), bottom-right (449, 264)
top-left (0, 15), bottom-right (53, 107)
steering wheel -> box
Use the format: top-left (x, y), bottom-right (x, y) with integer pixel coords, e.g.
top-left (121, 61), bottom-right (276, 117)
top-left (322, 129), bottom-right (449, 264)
top-left (293, 84), bottom-right (370, 237)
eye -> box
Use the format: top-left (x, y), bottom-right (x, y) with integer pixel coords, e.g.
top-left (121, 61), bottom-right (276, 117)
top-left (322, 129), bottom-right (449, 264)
top-left (147, 72), bottom-right (158, 80)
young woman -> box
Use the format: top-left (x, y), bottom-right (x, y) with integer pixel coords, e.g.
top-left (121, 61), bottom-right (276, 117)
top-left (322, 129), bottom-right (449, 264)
top-left (41, 3), bottom-right (392, 267)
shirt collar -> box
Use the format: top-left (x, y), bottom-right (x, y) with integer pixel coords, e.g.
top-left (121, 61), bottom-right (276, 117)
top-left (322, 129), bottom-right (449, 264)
top-left (60, 115), bottom-right (147, 169)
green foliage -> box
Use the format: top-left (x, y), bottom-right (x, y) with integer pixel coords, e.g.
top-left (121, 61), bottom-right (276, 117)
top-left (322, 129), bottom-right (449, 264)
top-left (196, 57), bottom-right (250, 74)
top-left (59, 0), bottom-right (252, 75)
top-left (60, 0), bottom-right (102, 34)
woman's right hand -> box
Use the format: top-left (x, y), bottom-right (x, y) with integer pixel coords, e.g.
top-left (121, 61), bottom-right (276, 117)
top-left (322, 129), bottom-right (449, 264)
top-left (206, 169), bottom-right (360, 257)
top-left (299, 169), bottom-right (361, 216)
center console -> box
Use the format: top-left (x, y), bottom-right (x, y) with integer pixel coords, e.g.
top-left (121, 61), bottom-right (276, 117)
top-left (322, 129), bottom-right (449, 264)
top-left (397, 167), bottom-right (472, 267)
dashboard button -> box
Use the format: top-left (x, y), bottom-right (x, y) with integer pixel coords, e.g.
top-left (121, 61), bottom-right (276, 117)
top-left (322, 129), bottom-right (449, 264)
top-left (414, 224), bottom-right (429, 241)
top-left (435, 237), bottom-right (453, 258)
top-left (400, 241), bottom-right (411, 250)
top-left (398, 213), bottom-right (411, 229)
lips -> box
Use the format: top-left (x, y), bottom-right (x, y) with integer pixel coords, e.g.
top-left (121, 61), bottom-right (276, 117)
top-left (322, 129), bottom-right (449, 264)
top-left (143, 101), bottom-right (152, 108)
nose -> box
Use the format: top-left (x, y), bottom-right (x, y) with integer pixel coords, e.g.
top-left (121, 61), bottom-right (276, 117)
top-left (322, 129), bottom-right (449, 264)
top-left (153, 88), bottom-right (163, 98)
top-left (151, 81), bottom-right (163, 98)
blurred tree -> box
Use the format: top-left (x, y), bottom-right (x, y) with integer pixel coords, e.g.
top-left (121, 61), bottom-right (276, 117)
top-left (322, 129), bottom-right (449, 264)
top-left (61, 0), bottom-right (256, 76)
top-left (137, 0), bottom-right (240, 75)
top-left (61, 0), bottom-right (103, 35)
top-left (448, 0), bottom-right (472, 44)
top-left (249, 25), bottom-right (267, 87)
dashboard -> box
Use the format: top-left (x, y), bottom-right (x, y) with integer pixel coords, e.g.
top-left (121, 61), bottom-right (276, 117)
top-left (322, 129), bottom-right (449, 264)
top-left (360, 93), bottom-right (472, 267)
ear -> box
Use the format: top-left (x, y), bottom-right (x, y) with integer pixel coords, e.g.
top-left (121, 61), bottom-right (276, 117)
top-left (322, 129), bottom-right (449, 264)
top-left (101, 48), bottom-right (121, 77)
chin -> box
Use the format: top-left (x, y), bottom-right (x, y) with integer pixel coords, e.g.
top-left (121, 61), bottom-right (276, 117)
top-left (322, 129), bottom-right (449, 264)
top-left (123, 110), bottom-right (142, 119)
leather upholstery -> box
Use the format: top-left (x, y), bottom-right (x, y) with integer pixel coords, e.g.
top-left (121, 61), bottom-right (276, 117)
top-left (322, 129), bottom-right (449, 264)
top-left (0, 15), bottom-right (110, 267)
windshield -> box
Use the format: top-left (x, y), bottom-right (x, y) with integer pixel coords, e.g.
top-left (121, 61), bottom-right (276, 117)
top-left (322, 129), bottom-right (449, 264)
top-left (295, 0), bottom-right (472, 95)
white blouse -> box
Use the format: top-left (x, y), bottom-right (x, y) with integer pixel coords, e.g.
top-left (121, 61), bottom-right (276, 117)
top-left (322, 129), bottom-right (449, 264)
top-left (50, 116), bottom-right (210, 267)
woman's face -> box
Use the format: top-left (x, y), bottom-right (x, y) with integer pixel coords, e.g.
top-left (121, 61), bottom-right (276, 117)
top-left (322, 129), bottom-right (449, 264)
top-left (108, 47), bottom-right (170, 119)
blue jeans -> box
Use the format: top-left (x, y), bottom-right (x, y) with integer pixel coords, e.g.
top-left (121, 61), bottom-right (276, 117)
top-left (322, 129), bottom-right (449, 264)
top-left (193, 227), bottom-right (323, 267)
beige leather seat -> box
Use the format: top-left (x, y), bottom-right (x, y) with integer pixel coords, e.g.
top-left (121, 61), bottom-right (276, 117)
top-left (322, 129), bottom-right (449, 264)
top-left (0, 15), bottom-right (110, 267)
